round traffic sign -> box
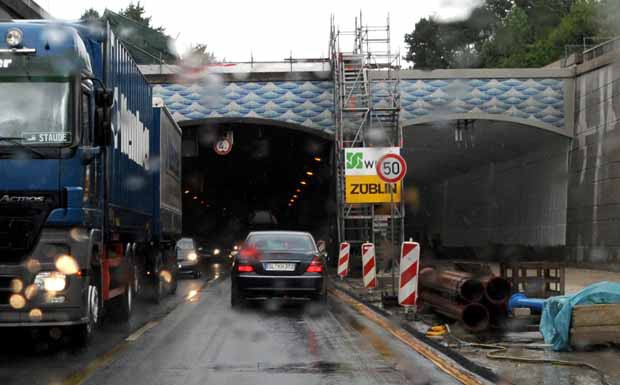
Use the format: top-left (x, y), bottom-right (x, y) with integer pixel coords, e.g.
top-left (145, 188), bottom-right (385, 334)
top-left (376, 153), bottom-right (407, 183)
top-left (213, 138), bottom-right (232, 155)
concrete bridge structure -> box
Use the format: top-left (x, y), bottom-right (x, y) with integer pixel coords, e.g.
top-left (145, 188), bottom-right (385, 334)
top-left (139, 42), bottom-right (620, 265)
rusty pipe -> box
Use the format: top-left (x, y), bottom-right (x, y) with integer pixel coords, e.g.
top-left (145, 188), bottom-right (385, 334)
top-left (420, 291), bottom-right (490, 332)
top-left (480, 276), bottom-right (511, 305)
top-left (419, 268), bottom-right (485, 303)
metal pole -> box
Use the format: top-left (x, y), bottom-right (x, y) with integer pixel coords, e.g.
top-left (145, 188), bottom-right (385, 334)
top-left (390, 183), bottom-right (395, 297)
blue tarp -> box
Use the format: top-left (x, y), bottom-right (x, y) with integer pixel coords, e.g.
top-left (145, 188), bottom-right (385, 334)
top-left (540, 281), bottom-right (620, 351)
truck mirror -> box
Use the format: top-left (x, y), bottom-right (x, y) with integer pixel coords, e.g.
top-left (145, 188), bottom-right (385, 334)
top-left (94, 88), bottom-right (114, 147)
top-left (94, 105), bottom-right (112, 146)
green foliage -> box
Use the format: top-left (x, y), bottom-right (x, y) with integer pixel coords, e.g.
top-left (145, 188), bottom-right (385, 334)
top-left (405, 0), bottom-right (611, 68)
top-left (120, 1), bottom-right (164, 33)
top-left (79, 8), bottom-right (100, 21)
top-left (184, 44), bottom-right (219, 65)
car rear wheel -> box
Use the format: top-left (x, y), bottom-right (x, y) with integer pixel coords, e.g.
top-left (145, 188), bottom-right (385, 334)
top-left (313, 291), bottom-right (327, 304)
top-left (230, 282), bottom-right (243, 308)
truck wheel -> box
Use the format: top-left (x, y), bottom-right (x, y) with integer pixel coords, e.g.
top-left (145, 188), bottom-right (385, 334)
top-left (170, 271), bottom-right (178, 295)
top-left (114, 281), bottom-right (133, 321)
top-left (153, 274), bottom-right (164, 304)
top-left (132, 264), bottom-right (141, 298)
top-left (74, 284), bottom-right (100, 347)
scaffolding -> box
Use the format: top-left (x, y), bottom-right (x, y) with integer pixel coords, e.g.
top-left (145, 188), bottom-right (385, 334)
top-left (330, 13), bottom-right (404, 275)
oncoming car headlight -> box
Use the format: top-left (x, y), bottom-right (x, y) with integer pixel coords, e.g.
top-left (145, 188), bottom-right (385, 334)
top-left (187, 252), bottom-right (198, 261)
top-left (6, 28), bottom-right (23, 47)
top-left (34, 272), bottom-right (66, 292)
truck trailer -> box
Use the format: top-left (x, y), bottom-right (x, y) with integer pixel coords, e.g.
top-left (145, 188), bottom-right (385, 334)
top-left (0, 20), bottom-right (182, 345)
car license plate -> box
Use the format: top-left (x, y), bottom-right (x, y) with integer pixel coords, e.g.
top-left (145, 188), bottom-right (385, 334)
top-left (265, 263), bottom-right (296, 271)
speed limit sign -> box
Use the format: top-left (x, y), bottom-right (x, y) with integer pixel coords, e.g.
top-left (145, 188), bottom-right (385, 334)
top-left (376, 153), bottom-right (407, 183)
top-left (213, 138), bottom-right (232, 155)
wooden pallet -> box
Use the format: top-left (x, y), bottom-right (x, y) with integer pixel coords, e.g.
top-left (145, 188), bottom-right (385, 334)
top-left (500, 262), bottom-right (565, 298)
top-left (571, 304), bottom-right (620, 347)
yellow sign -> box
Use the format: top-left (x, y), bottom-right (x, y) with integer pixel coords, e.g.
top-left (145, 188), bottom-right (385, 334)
top-left (345, 175), bottom-right (401, 204)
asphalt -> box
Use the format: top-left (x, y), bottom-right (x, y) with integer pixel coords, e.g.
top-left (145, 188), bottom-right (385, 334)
top-left (0, 259), bottom-right (462, 385)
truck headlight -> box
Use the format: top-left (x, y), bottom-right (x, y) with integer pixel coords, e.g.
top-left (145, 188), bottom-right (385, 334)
top-left (6, 28), bottom-right (22, 47)
top-left (34, 272), bottom-right (66, 292)
top-left (187, 252), bottom-right (198, 261)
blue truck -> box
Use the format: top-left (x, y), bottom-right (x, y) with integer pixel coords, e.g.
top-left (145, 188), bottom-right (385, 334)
top-left (0, 20), bottom-right (182, 345)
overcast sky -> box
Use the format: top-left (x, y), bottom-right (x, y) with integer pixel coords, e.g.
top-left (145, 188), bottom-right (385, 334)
top-left (45, 0), bottom-right (482, 62)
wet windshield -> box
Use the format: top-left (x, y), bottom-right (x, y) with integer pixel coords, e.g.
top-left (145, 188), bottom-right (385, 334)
top-left (1, 2), bottom-right (619, 385)
top-left (0, 82), bottom-right (71, 145)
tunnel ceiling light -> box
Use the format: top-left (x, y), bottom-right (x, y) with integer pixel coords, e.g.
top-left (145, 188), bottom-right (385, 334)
top-left (296, 188), bottom-right (301, 193)
top-left (314, 157), bottom-right (322, 162)
top-left (184, 190), bottom-right (190, 194)
top-left (288, 203), bottom-right (292, 207)
top-left (193, 196), bottom-right (198, 200)
top-left (306, 171), bottom-right (314, 176)
top-left (293, 194), bottom-right (298, 198)
top-left (300, 180), bottom-right (307, 185)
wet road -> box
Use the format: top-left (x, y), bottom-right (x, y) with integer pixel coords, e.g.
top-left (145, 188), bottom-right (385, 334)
top-left (0, 259), bottom-right (461, 385)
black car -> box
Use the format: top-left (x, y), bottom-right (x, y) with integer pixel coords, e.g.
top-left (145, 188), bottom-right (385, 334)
top-left (230, 231), bottom-right (327, 306)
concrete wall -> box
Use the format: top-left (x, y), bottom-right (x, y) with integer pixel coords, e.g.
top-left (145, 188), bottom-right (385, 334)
top-left (422, 144), bottom-right (569, 248)
top-left (567, 57), bottom-right (620, 264)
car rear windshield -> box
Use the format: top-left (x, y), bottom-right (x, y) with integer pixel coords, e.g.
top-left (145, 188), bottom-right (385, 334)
top-left (247, 234), bottom-right (315, 252)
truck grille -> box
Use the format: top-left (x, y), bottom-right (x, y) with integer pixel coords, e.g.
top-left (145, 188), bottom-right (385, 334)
top-left (0, 206), bottom-right (54, 263)
top-left (0, 276), bottom-right (17, 304)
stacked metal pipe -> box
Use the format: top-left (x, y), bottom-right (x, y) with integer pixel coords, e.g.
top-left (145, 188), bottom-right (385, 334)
top-left (419, 267), bottom-right (511, 332)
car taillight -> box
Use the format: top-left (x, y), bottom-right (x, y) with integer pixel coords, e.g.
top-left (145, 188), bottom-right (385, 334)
top-left (237, 264), bottom-right (254, 273)
top-left (306, 256), bottom-right (323, 273)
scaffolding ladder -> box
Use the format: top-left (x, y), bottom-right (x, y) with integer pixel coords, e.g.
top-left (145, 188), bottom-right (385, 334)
top-left (330, 13), bottom-right (404, 274)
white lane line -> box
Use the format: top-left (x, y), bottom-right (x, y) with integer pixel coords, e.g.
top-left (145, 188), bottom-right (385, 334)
top-left (125, 320), bottom-right (159, 342)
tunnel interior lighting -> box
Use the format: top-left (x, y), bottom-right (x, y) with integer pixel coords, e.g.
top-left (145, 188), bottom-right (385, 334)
top-left (306, 171), bottom-right (314, 176)
top-left (296, 188), bottom-right (301, 193)
top-left (184, 190), bottom-right (190, 194)
top-left (300, 180), bottom-right (307, 185)
top-left (293, 194), bottom-right (298, 198)
top-left (314, 157), bottom-right (322, 162)
top-left (193, 196), bottom-right (198, 200)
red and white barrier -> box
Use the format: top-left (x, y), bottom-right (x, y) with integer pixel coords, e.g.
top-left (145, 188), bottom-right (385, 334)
top-left (398, 241), bottom-right (420, 307)
top-left (361, 242), bottom-right (377, 289)
top-left (337, 242), bottom-right (350, 278)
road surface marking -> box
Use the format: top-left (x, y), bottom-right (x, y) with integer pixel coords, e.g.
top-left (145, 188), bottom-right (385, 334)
top-left (125, 320), bottom-right (159, 341)
top-left (61, 342), bottom-right (129, 385)
top-left (329, 287), bottom-right (488, 385)
top-left (61, 274), bottom-right (225, 385)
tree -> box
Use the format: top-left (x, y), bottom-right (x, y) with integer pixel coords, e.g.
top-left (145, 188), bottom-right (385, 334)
top-left (120, 1), bottom-right (164, 33)
top-left (404, 18), bottom-right (450, 69)
top-left (80, 8), bottom-right (100, 22)
top-left (404, 0), bottom-right (607, 69)
top-left (184, 44), bottom-right (218, 65)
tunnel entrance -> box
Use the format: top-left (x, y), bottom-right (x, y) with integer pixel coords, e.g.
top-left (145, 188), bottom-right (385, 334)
top-left (402, 119), bottom-right (571, 261)
top-left (179, 119), bottom-right (334, 251)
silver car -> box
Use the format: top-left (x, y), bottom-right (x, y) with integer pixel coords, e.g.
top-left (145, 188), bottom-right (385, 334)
top-left (176, 237), bottom-right (201, 278)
